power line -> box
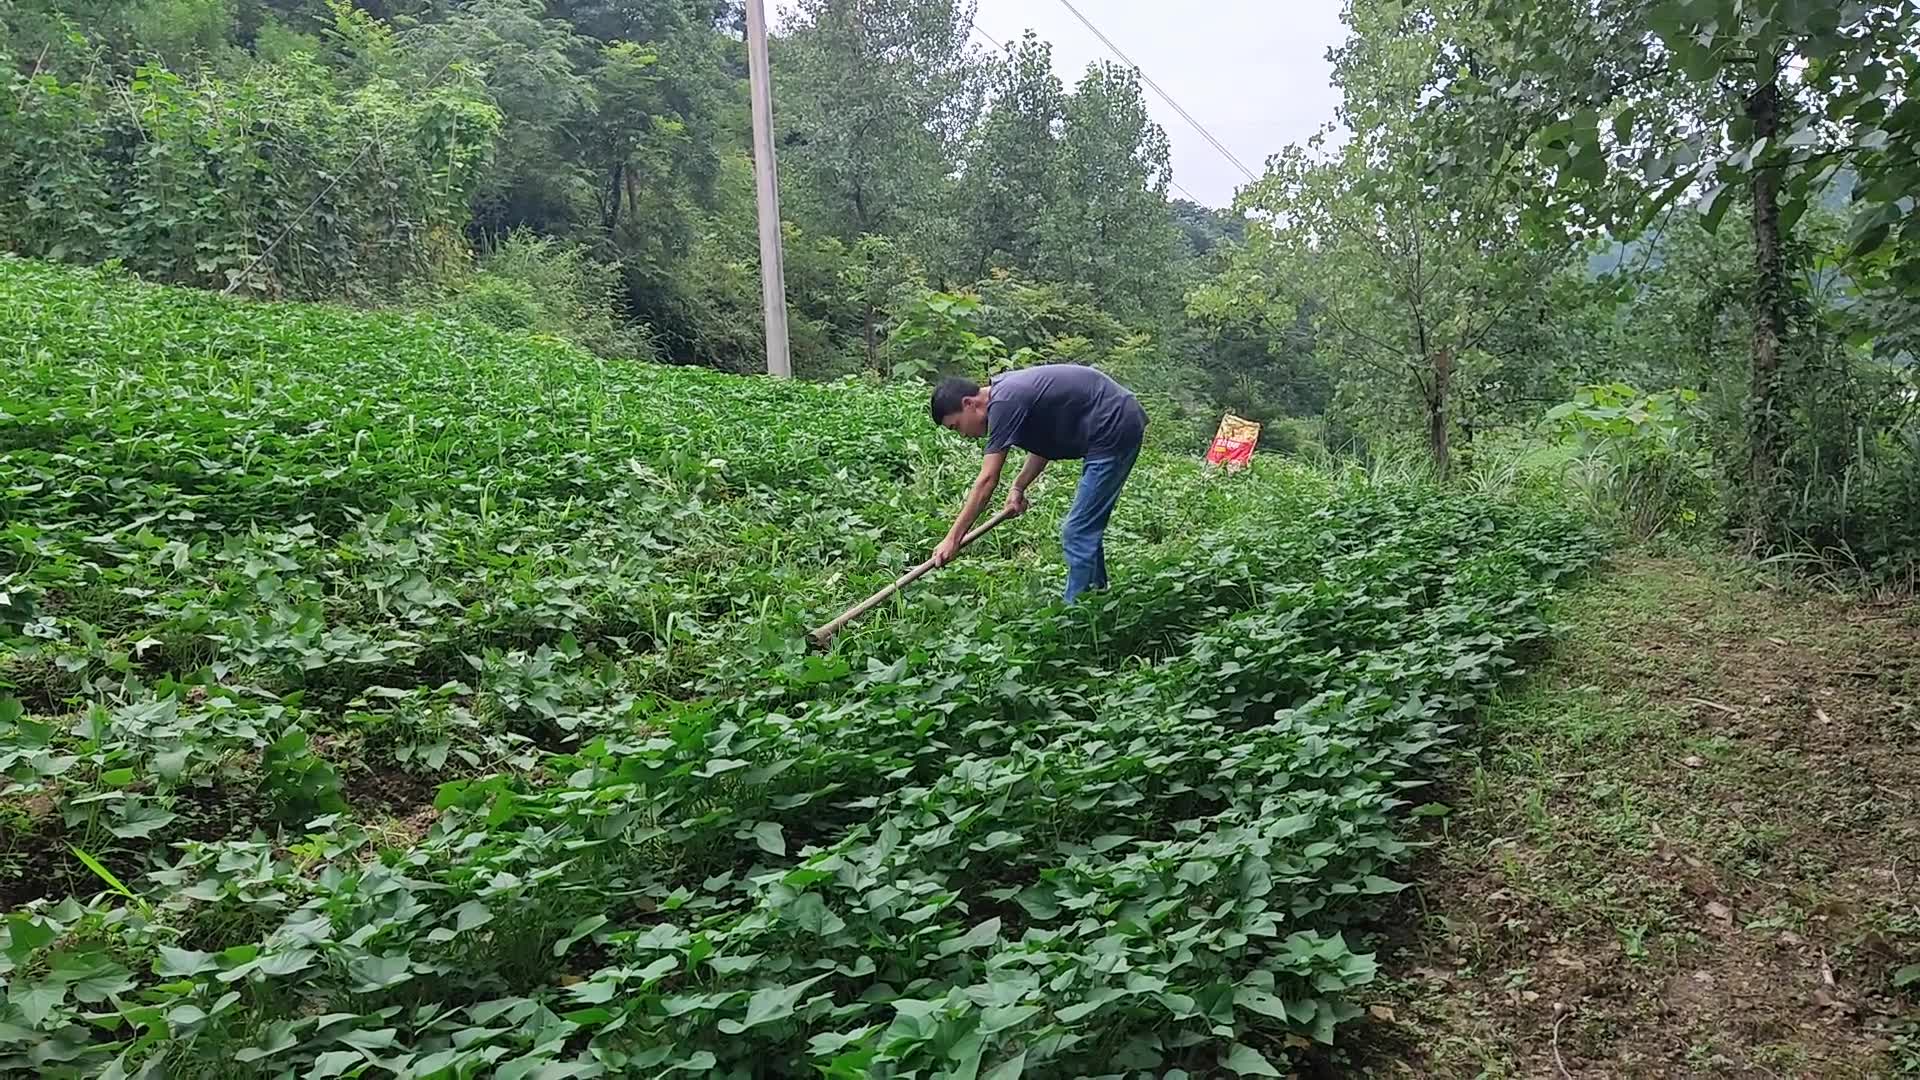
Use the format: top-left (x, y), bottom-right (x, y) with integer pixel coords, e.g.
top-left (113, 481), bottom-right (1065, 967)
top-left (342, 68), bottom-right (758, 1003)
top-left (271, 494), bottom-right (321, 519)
top-left (967, 19), bottom-right (1006, 51)
top-left (1051, 0), bottom-right (1261, 184)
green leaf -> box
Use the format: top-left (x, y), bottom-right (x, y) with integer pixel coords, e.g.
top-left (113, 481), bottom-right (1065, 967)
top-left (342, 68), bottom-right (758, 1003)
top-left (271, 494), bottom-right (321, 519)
top-left (1234, 989), bottom-right (1291, 1020)
top-left (1222, 1042), bottom-right (1282, 1076)
top-left (453, 900), bottom-right (493, 932)
top-left (1054, 999), bottom-right (1102, 1023)
top-left (347, 953), bottom-right (411, 992)
top-left (232, 1022), bottom-right (298, 1063)
top-left (254, 949), bottom-right (316, 978)
top-left (4, 915), bottom-right (57, 963)
top-left (308, 1050), bottom-right (364, 1079)
top-left (1611, 107), bottom-right (1636, 144)
top-left (784, 893), bottom-right (846, 936)
top-left (154, 946), bottom-right (217, 977)
top-left (751, 821), bottom-right (786, 856)
top-left (717, 974), bottom-right (827, 1034)
top-left (937, 917), bottom-right (1001, 956)
top-left (336, 1027), bottom-right (397, 1051)
top-left (552, 915), bottom-right (608, 958)
top-left (979, 1004), bottom-right (1039, 1035)
top-left (152, 748), bottom-right (190, 782)
top-left (1014, 885), bottom-right (1059, 921)
top-left (983, 1051), bottom-right (1028, 1080)
top-left (570, 979), bottom-right (618, 1005)
top-left (8, 981), bottom-right (65, 1027)
top-left (53, 951), bottom-right (134, 1003)
top-left (637, 954), bottom-right (678, 982)
top-left (1177, 860), bottom-right (1220, 886)
top-left (106, 804), bottom-right (177, 839)
top-left (1894, 964), bottom-right (1920, 988)
top-left (1700, 183), bottom-right (1736, 234)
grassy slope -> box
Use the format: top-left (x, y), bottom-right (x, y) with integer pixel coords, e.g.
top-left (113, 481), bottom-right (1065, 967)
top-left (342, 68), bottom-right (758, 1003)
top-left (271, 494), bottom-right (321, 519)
top-left (0, 258), bottom-right (1602, 1078)
top-left (1358, 552), bottom-right (1920, 1077)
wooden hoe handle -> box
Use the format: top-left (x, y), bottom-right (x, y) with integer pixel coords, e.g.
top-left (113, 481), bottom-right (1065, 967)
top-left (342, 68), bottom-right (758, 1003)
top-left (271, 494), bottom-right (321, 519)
top-left (807, 508), bottom-right (1017, 646)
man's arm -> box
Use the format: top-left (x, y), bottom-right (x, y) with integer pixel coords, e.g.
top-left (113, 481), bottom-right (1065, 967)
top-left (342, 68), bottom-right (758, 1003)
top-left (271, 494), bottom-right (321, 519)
top-left (933, 451), bottom-right (1008, 566)
top-left (1006, 453), bottom-right (1049, 516)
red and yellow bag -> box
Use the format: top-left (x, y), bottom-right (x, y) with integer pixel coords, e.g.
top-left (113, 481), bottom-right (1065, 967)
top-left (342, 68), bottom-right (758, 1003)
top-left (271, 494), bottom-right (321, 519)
top-left (1205, 413), bottom-right (1261, 472)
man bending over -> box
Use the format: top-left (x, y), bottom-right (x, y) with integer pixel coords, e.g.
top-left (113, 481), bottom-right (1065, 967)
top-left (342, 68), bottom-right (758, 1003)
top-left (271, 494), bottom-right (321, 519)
top-left (928, 364), bottom-right (1148, 602)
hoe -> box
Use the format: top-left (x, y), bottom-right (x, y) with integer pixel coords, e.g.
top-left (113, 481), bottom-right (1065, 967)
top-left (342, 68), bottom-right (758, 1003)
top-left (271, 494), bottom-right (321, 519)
top-left (807, 507), bottom-right (1016, 648)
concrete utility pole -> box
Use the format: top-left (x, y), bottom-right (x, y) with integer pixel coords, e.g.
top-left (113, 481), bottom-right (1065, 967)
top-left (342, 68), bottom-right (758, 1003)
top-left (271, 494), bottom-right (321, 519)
top-left (744, 0), bottom-right (792, 378)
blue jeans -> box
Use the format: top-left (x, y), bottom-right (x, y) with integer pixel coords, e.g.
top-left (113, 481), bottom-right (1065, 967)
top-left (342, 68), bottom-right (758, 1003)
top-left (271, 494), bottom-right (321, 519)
top-left (1062, 440), bottom-right (1141, 603)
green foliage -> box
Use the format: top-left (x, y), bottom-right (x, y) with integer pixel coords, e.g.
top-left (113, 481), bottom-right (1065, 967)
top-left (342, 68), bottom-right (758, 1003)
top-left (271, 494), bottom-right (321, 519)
top-left (260, 727), bottom-right (347, 820)
top-left (437, 231), bottom-right (660, 361)
top-left (957, 31), bottom-right (1067, 279)
top-left (1210, 2), bottom-right (1565, 479)
top-left (1547, 384), bottom-right (1717, 538)
top-left (776, 0), bottom-right (984, 256)
top-left (1413, 0), bottom-right (1920, 567)
top-left (0, 260), bottom-right (1601, 1075)
top-left (831, 233), bottom-right (928, 374)
top-left (1043, 61), bottom-right (1185, 321)
top-left (0, 0), bottom-right (1255, 434)
top-left (885, 292), bottom-right (1006, 380)
top-left (1437, 0), bottom-right (1920, 271)
top-left (968, 272), bottom-right (1131, 361)
top-left (0, 36), bottom-right (499, 299)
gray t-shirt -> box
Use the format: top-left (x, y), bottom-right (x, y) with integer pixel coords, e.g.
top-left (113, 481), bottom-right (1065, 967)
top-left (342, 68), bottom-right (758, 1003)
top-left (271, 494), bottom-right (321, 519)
top-left (985, 364), bottom-right (1147, 461)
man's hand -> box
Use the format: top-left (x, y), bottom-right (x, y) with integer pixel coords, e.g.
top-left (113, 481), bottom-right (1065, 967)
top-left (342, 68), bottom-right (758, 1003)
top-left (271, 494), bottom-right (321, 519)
top-left (931, 537), bottom-right (961, 567)
top-left (1006, 487), bottom-right (1029, 517)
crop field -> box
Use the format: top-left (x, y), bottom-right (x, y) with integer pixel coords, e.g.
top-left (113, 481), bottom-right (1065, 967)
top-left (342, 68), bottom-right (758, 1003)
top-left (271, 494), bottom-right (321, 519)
top-left (0, 258), bottom-right (1599, 1078)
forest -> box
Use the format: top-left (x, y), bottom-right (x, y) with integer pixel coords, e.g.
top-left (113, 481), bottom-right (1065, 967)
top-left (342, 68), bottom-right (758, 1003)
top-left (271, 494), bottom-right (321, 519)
top-left (1, 0), bottom-right (1918, 1076)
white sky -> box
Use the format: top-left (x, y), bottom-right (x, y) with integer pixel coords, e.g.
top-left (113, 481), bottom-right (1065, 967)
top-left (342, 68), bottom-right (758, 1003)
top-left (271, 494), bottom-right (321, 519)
top-left (969, 0), bottom-right (1349, 208)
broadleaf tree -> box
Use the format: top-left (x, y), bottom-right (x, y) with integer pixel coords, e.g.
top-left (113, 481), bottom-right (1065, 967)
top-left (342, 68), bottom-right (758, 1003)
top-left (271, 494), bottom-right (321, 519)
top-left (775, 0), bottom-right (984, 264)
top-left (1198, 0), bottom-right (1567, 476)
top-left (1042, 60), bottom-right (1183, 323)
top-left (956, 30), bottom-right (1067, 281)
top-left (1427, 0), bottom-right (1920, 538)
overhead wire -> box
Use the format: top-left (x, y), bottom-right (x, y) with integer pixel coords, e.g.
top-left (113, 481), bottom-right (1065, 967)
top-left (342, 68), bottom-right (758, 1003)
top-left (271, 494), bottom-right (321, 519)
top-left (1051, 0), bottom-right (1261, 185)
top-left (968, 20), bottom-right (1006, 51)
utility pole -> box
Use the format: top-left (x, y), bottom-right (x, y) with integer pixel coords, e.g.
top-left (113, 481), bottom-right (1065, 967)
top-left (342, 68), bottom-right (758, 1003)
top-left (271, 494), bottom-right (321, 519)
top-left (745, 0), bottom-right (792, 378)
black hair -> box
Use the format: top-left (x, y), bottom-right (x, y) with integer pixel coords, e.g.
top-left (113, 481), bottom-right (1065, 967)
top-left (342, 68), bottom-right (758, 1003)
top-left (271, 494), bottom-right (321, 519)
top-left (930, 376), bottom-right (981, 424)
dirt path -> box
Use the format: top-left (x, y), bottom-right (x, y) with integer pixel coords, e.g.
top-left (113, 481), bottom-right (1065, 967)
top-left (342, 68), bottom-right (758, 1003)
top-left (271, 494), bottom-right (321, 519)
top-left (1358, 552), bottom-right (1920, 1078)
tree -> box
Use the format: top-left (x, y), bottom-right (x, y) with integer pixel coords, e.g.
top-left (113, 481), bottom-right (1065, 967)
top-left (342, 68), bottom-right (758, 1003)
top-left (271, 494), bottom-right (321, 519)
top-left (1042, 61), bottom-right (1182, 323)
top-left (401, 0), bottom-right (595, 237)
top-left (956, 31), bottom-right (1067, 280)
top-left (1430, 0), bottom-right (1920, 539)
top-left (1170, 199), bottom-right (1246, 261)
top-left (838, 233), bottom-right (925, 371)
top-left (1196, 0), bottom-right (1564, 477)
top-left (775, 0), bottom-right (983, 266)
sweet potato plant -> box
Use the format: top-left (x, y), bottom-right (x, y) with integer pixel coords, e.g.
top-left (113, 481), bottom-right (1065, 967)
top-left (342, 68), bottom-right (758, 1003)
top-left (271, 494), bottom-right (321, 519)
top-left (0, 259), bottom-right (1598, 1077)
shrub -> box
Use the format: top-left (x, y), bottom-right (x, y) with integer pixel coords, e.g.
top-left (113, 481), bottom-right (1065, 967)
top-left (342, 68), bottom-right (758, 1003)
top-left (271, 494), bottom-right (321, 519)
top-left (1547, 383), bottom-right (1718, 539)
top-left (439, 232), bottom-right (660, 361)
